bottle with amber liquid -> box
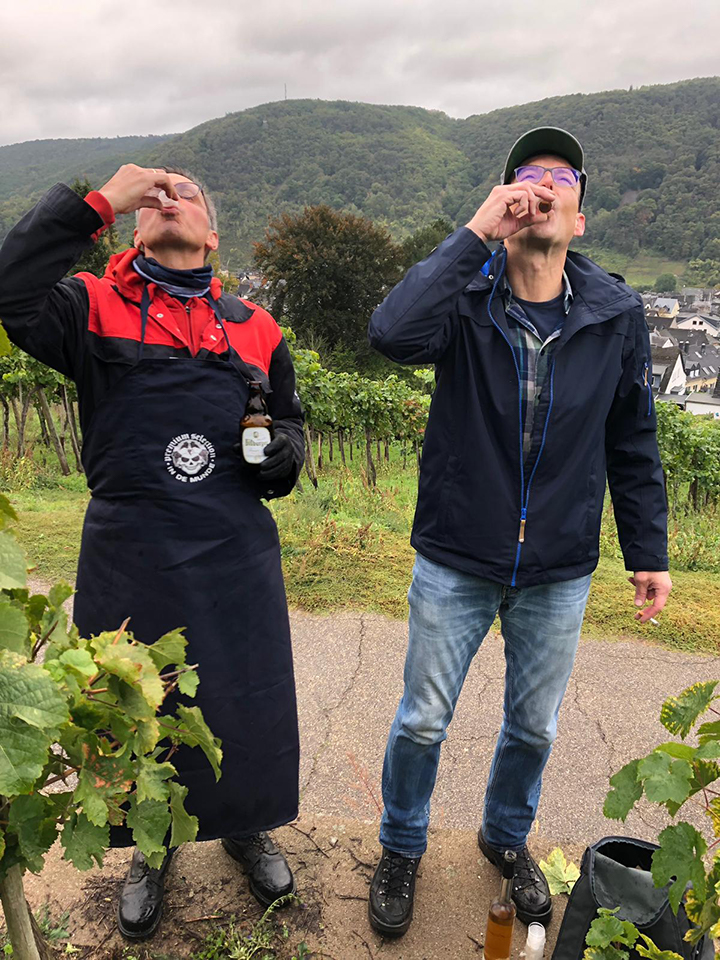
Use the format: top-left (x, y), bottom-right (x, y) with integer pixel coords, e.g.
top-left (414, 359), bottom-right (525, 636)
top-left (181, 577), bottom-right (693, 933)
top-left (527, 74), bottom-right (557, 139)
top-left (483, 850), bottom-right (517, 960)
top-left (240, 381), bottom-right (273, 465)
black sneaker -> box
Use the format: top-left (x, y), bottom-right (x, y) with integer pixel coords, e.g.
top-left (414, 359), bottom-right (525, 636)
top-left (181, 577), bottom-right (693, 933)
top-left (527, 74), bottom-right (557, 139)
top-left (368, 848), bottom-right (421, 937)
top-left (478, 831), bottom-right (552, 926)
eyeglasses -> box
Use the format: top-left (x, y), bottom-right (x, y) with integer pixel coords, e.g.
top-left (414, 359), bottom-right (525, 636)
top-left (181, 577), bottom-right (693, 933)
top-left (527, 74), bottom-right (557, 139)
top-left (174, 181), bottom-right (202, 199)
top-left (514, 165), bottom-right (581, 188)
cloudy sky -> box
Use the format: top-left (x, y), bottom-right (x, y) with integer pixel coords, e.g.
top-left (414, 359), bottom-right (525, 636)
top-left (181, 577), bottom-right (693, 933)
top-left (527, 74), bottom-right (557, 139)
top-left (1, 0), bottom-right (718, 148)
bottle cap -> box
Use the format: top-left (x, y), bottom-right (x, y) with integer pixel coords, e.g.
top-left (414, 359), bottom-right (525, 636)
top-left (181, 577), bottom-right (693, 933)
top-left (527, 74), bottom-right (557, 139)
top-left (502, 850), bottom-right (517, 879)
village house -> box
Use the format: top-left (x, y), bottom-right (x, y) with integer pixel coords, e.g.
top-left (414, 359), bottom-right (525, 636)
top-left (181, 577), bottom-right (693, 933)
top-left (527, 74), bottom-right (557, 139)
top-left (671, 313), bottom-right (720, 338)
top-left (653, 297), bottom-right (681, 319)
top-left (651, 344), bottom-right (686, 394)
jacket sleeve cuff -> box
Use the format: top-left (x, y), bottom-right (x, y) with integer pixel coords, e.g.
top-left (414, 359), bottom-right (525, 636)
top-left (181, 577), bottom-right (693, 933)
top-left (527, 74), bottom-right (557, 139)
top-left (84, 190), bottom-right (116, 241)
top-left (623, 554), bottom-right (669, 572)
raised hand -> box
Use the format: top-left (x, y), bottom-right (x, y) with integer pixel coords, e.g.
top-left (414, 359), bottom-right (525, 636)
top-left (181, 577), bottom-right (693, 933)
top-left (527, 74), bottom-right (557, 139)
top-left (465, 182), bottom-right (557, 243)
top-left (98, 165), bottom-right (180, 216)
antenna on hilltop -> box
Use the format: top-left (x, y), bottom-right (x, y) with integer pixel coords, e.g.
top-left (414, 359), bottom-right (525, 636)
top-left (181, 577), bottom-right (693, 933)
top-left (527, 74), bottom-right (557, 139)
top-left (284, 83), bottom-right (287, 100)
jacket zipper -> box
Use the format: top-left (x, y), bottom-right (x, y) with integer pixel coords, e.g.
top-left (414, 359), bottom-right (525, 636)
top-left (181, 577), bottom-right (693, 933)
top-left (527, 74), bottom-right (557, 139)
top-left (485, 255), bottom-right (557, 586)
top-left (511, 359), bottom-right (557, 585)
top-left (643, 361), bottom-right (652, 416)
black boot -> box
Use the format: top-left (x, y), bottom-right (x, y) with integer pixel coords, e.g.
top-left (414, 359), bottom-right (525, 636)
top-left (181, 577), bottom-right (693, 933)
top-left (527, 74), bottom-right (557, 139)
top-left (222, 833), bottom-right (295, 906)
top-left (478, 831), bottom-right (552, 925)
top-left (368, 848), bottom-right (421, 937)
top-left (117, 847), bottom-right (174, 940)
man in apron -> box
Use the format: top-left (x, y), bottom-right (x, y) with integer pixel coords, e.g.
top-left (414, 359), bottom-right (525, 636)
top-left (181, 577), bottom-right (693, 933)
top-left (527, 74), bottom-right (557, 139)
top-left (0, 164), bottom-right (305, 940)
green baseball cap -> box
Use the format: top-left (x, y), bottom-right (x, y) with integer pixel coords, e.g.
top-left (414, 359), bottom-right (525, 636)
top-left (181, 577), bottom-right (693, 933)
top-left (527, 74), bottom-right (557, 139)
top-left (501, 126), bottom-right (587, 207)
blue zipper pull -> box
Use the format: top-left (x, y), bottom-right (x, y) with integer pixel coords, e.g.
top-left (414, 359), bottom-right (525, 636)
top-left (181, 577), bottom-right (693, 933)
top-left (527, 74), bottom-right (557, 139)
top-left (518, 507), bottom-right (527, 543)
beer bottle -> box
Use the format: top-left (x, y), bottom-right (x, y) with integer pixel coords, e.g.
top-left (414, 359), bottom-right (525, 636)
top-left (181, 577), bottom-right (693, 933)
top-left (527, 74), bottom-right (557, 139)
top-left (483, 850), bottom-right (517, 960)
top-left (240, 381), bottom-right (273, 464)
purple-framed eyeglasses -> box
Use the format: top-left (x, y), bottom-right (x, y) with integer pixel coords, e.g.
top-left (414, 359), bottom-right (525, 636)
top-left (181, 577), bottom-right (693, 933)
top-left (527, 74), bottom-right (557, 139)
top-left (514, 165), bottom-right (581, 188)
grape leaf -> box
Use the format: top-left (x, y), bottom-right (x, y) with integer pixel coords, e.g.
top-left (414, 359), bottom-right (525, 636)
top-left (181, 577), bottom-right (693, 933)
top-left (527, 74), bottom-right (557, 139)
top-left (0, 494), bottom-right (18, 522)
top-left (655, 742), bottom-right (696, 761)
top-left (707, 797), bottom-right (720, 838)
top-left (584, 946), bottom-right (630, 960)
top-left (695, 741), bottom-right (720, 761)
top-left (0, 325), bottom-right (12, 359)
top-left (146, 629), bottom-right (187, 672)
top-left (604, 759), bottom-right (643, 821)
top-left (0, 601), bottom-right (29, 655)
top-left (74, 768), bottom-right (110, 827)
top-left (0, 658), bottom-right (69, 794)
top-left (61, 811), bottom-right (108, 870)
top-left (134, 718), bottom-right (161, 754)
top-left (538, 847), bottom-right (579, 895)
top-left (638, 753), bottom-right (693, 805)
top-left (174, 705), bottom-right (222, 780)
top-left (126, 798), bottom-right (170, 868)
top-left (635, 935), bottom-right (684, 960)
top-left (0, 531), bottom-right (27, 590)
top-left (7, 794), bottom-right (60, 873)
top-left (58, 648), bottom-right (97, 682)
top-left (586, 909), bottom-right (639, 948)
top-left (109, 676), bottom-right (155, 721)
top-left (667, 760), bottom-right (720, 816)
top-left (168, 782), bottom-right (198, 848)
top-left (177, 670), bottom-right (199, 698)
top-left (652, 823), bottom-right (707, 913)
top-left (697, 720), bottom-right (720, 745)
top-left (661, 682), bottom-right (719, 739)
top-left (135, 757), bottom-right (175, 803)
top-left (93, 634), bottom-right (164, 708)
top-left (72, 737), bottom-right (134, 827)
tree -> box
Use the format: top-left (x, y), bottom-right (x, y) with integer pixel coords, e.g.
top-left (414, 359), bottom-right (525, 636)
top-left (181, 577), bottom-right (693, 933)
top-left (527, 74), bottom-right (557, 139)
top-left (655, 272), bottom-right (677, 293)
top-left (253, 205), bottom-right (403, 365)
top-left (400, 219), bottom-right (453, 270)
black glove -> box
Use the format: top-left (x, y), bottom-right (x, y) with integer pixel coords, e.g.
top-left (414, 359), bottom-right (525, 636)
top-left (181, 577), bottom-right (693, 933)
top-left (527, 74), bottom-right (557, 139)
top-left (258, 434), bottom-right (295, 480)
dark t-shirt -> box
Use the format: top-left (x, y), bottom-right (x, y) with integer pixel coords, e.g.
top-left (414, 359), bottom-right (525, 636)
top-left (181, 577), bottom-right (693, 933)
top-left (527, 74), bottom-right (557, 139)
top-left (513, 291), bottom-right (566, 342)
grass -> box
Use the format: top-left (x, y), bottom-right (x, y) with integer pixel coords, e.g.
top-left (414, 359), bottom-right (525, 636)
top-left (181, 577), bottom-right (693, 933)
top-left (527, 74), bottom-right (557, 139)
top-left (574, 242), bottom-right (687, 288)
top-left (3, 441), bottom-right (720, 653)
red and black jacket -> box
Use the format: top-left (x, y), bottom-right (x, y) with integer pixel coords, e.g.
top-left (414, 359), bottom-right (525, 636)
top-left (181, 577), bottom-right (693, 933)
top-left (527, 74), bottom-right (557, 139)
top-left (0, 183), bottom-right (305, 499)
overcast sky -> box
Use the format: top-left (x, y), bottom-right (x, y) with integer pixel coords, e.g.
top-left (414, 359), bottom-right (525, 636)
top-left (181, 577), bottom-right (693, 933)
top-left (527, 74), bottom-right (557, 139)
top-left (1, 0), bottom-right (718, 148)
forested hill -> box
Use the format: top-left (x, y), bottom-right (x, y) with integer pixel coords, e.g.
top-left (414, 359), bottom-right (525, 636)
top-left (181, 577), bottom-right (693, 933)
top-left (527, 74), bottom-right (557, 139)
top-left (1, 77), bottom-right (719, 273)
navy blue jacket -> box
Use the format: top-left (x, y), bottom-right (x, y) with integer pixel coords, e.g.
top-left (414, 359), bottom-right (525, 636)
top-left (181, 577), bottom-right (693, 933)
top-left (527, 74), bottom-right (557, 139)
top-left (368, 227), bottom-right (668, 587)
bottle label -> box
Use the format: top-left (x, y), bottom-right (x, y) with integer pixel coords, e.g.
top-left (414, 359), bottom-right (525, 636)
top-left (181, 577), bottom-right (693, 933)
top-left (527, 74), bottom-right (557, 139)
top-left (242, 427), bottom-right (271, 463)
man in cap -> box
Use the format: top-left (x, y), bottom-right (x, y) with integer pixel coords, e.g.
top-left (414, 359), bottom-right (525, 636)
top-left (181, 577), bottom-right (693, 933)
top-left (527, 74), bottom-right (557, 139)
top-left (366, 128), bottom-right (670, 934)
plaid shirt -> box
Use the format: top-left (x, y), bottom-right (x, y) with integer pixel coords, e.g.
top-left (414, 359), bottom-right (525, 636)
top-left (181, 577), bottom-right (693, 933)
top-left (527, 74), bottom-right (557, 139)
top-left (502, 272), bottom-right (573, 463)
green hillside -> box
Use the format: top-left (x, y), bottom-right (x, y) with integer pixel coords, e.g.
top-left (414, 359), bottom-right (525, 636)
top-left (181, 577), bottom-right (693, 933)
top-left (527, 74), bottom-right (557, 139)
top-left (1, 78), bottom-right (719, 279)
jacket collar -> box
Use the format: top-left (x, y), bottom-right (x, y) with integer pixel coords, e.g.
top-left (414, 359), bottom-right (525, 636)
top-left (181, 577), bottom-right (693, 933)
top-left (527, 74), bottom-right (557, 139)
top-left (465, 245), bottom-right (639, 341)
top-left (103, 248), bottom-right (253, 322)
top-left (104, 248), bottom-right (224, 302)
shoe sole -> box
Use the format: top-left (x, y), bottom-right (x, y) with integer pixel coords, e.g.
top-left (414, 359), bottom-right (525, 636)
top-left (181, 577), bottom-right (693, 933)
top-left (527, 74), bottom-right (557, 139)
top-left (116, 903), bottom-right (163, 942)
top-left (367, 900), bottom-right (413, 938)
top-left (477, 832), bottom-right (553, 927)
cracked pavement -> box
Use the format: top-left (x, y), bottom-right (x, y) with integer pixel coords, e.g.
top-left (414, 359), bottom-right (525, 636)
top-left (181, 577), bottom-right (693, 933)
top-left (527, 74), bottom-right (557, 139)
top-left (291, 610), bottom-right (718, 846)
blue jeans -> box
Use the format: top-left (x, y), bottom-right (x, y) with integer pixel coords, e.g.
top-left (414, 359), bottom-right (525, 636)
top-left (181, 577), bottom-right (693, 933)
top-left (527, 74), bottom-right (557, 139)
top-left (379, 554), bottom-right (592, 857)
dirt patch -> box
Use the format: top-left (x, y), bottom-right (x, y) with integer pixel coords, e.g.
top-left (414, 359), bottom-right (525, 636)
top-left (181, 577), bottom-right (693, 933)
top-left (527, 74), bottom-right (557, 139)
top-left (10, 814), bottom-right (581, 959)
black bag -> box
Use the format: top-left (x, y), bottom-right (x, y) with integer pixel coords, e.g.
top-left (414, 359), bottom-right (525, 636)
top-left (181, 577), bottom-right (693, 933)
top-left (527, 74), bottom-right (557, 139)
top-left (551, 837), bottom-right (714, 960)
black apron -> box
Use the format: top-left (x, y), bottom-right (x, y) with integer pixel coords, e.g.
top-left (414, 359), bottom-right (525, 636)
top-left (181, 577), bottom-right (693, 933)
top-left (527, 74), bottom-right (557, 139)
top-left (74, 289), bottom-right (299, 842)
